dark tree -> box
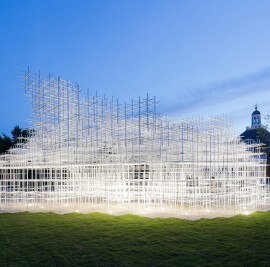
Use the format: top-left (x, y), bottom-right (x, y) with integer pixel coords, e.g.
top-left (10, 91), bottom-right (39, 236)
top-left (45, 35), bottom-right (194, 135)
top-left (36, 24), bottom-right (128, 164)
top-left (256, 115), bottom-right (270, 153)
top-left (11, 125), bottom-right (23, 143)
top-left (0, 125), bottom-right (30, 154)
top-left (0, 134), bottom-right (13, 154)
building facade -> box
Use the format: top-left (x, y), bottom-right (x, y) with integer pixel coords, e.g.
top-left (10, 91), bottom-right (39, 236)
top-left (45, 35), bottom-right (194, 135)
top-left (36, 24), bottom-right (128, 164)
top-left (241, 106), bottom-right (270, 179)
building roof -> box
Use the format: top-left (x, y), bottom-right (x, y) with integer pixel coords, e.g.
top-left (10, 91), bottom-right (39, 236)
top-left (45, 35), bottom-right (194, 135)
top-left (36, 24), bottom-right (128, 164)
top-left (240, 127), bottom-right (270, 146)
top-left (252, 109), bottom-right (261, 115)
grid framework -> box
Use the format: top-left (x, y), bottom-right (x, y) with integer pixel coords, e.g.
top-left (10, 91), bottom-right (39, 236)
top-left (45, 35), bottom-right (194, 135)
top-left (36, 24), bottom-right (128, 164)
top-left (0, 70), bottom-right (269, 216)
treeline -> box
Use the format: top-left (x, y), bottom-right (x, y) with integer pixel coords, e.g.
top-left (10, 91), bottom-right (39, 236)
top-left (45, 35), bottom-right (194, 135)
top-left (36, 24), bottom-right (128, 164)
top-left (0, 126), bottom-right (29, 154)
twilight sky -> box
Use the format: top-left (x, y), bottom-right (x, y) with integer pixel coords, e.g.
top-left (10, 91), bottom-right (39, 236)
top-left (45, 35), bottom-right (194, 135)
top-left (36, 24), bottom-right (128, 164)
top-left (1, 0), bottom-right (270, 135)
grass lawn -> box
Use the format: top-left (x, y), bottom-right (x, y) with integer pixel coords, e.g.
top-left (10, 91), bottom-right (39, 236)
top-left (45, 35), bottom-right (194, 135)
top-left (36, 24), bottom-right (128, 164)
top-left (0, 211), bottom-right (269, 266)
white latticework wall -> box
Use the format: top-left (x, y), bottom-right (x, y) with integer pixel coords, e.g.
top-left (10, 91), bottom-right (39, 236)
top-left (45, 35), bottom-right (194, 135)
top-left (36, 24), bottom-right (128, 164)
top-left (0, 71), bottom-right (269, 217)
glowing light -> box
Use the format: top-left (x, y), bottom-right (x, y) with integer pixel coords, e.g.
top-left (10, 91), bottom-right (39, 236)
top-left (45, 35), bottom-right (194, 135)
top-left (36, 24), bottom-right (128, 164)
top-left (75, 210), bottom-right (80, 213)
top-left (0, 70), bottom-right (268, 217)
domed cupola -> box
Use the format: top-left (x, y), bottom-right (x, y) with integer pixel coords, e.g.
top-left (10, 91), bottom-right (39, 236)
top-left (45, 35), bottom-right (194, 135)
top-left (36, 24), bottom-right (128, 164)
top-left (251, 105), bottom-right (261, 128)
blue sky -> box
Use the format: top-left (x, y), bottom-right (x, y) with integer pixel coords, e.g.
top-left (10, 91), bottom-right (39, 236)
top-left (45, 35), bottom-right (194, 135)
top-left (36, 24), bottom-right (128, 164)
top-left (1, 0), bottom-right (270, 135)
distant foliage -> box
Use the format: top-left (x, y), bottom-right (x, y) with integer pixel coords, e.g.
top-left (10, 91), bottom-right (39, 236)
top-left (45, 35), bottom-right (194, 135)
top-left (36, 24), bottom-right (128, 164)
top-left (256, 114), bottom-right (270, 153)
top-left (0, 134), bottom-right (13, 154)
top-left (0, 125), bottom-right (29, 154)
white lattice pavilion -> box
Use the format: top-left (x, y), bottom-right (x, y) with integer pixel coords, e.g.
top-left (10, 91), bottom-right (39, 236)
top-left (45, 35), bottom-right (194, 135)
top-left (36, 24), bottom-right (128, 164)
top-left (0, 71), bottom-right (269, 217)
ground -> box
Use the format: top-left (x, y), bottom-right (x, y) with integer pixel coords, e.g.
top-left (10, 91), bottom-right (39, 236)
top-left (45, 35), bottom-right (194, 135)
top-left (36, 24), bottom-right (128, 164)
top-left (0, 211), bottom-right (269, 266)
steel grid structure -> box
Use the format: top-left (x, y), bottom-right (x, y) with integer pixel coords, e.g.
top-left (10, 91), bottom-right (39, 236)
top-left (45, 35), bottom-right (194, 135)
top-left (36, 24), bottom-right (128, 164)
top-left (0, 70), bottom-right (269, 216)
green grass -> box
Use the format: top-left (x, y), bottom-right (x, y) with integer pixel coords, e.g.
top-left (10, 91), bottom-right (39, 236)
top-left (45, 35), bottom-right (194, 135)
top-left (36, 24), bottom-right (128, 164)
top-left (0, 212), bottom-right (270, 266)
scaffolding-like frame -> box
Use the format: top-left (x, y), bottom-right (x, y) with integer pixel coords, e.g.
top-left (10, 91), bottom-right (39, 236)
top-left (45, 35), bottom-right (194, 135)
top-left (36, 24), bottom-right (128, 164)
top-left (0, 71), bottom-right (269, 217)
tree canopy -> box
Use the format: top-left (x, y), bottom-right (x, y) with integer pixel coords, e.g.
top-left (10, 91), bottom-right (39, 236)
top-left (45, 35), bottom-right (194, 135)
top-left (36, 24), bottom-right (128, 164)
top-left (256, 114), bottom-right (270, 154)
top-left (0, 125), bottom-right (29, 154)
